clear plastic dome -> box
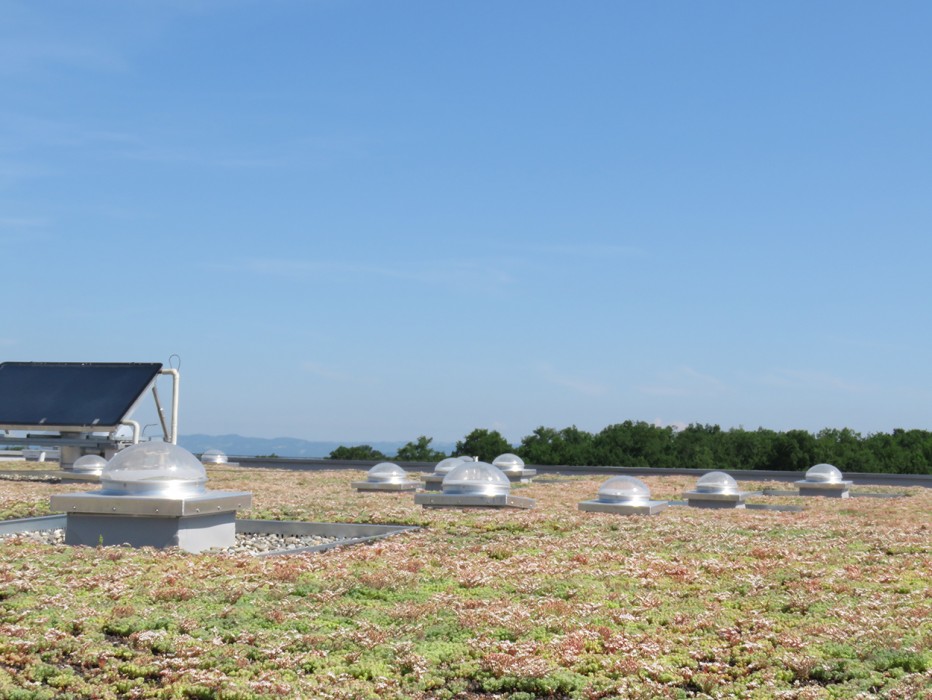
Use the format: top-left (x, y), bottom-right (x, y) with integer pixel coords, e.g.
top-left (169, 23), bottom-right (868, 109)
top-left (367, 462), bottom-right (409, 484)
top-left (695, 471), bottom-right (739, 494)
top-left (72, 454), bottom-right (107, 475)
top-left (442, 461), bottom-right (511, 496)
top-left (201, 449), bottom-right (228, 464)
top-left (492, 453), bottom-right (525, 473)
top-left (101, 442), bottom-right (207, 497)
top-left (805, 463), bottom-right (843, 483)
top-left (434, 456), bottom-right (467, 474)
top-left (597, 476), bottom-right (651, 504)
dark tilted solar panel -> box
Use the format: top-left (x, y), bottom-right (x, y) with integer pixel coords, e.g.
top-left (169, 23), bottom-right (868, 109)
top-left (0, 362), bottom-right (162, 429)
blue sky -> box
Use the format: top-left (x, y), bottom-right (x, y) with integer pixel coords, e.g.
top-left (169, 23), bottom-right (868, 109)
top-left (2, 1), bottom-right (931, 444)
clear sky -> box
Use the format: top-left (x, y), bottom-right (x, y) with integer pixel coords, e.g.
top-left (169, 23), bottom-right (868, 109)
top-left (2, 1), bottom-right (931, 444)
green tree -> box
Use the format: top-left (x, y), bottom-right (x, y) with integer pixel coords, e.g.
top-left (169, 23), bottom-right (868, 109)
top-left (455, 428), bottom-right (513, 463)
top-left (519, 426), bottom-right (561, 465)
top-left (865, 429), bottom-right (932, 474)
top-left (723, 427), bottom-right (778, 471)
top-left (672, 424), bottom-right (723, 470)
top-left (327, 445), bottom-right (386, 461)
top-left (592, 421), bottom-right (674, 468)
top-left (768, 429), bottom-right (818, 471)
top-left (519, 425), bottom-right (594, 466)
top-left (814, 427), bottom-right (876, 472)
top-left (395, 436), bottom-right (446, 462)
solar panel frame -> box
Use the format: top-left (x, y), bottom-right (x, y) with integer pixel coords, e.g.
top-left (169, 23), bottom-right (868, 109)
top-left (0, 362), bottom-right (163, 431)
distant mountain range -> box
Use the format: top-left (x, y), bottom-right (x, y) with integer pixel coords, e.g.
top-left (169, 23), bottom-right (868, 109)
top-left (178, 434), bottom-right (456, 459)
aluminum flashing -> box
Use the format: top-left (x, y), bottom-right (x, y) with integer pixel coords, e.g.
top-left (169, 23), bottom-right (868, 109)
top-left (0, 362), bottom-right (162, 431)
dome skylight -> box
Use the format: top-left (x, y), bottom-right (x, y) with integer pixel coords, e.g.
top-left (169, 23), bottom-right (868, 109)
top-left (367, 462), bottom-right (410, 484)
top-left (72, 454), bottom-right (107, 475)
top-left (805, 463), bottom-right (843, 483)
top-left (442, 461), bottom-right (511, 497)
top-left (694, 471), bottom-right (739, 495)
top-left (201, 449), bottom-right (228, 464)
top-left (101, 442), bottom-right (207, 497)
top-left (597, 476), bottom-right (652, 505)
top-left (492, 453), bottom-right (525, 473)
top-left (434, 456), bottom-right (467, 474)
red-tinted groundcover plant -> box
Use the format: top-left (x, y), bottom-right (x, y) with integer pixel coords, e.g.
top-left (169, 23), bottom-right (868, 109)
top-left (0, 465), bottom-right (929, 699)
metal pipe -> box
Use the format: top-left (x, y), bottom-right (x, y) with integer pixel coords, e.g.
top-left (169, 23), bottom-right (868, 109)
top-left (151, 385), bottom-right (170, 441)
top-left (159, 368), bottom-right (180, 444)
top-left (119, 420), bottom-right (141, 444)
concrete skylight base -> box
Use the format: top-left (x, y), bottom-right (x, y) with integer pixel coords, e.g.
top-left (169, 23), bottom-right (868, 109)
top-left (0, 514), bottom-right (418, 556)
top-left (578, 499), bottom-right (668, 516)
top-left (501, 469), bottom-right (537, 483)
top-left (422, 474), bottom-right (446, 491)
top-left (50, 490), bottom-right (251, 553)
top-left (795, 480), bottom-right (852, 498)
top-left (683, 491), bottom-right (755, 509)
top-left (351, 480), bottom-right (420, 492)
top-left (414, 493), bottom-right (535, 509)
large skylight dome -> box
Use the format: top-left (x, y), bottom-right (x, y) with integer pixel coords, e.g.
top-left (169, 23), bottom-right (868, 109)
top-left (694, 471), bottom-right (739, 495)
top-left (597, 476), bottom-right (652, 505)
top-left (805, 463), bottom-right (843, 483)
top-left (442, 461), bottom-right (510, 496)
top-left (101, 442), bottom-right (207, 497)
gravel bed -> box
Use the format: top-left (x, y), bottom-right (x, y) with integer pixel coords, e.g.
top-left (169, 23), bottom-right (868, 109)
top-left (0, 529), bottom-right (348, 555)
top-left (221, 532), bottom-right (346, 555)
top-left (0, 472), bottom-right (61, 483)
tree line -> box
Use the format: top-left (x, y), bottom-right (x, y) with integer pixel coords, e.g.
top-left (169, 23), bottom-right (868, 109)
top-left (327, 422), bottom-right (932, 474)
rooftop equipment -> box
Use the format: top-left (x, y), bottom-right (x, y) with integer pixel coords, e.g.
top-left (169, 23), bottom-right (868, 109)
top-left (414, 461), bottom-right (534, 509)
top-left (50, 442), bottom-right (251, 552)
top-left (578, 476), bottom-right (668, 515)
top-left (683, 471), bottom-right (755, 509)
top-left (352, 462), bottom-right (421, 492)
top-left (0, 362), bottom-right (179, 469)
top-left (491, 453), bottom-right (537, 482)
top-left (795, 463), bottom-right (852, 498)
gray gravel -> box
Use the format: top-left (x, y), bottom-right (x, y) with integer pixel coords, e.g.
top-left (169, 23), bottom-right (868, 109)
top-left (0, 528), bottom-right (347, 555)
top-left (221, 531), bottom-right (345, 554)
